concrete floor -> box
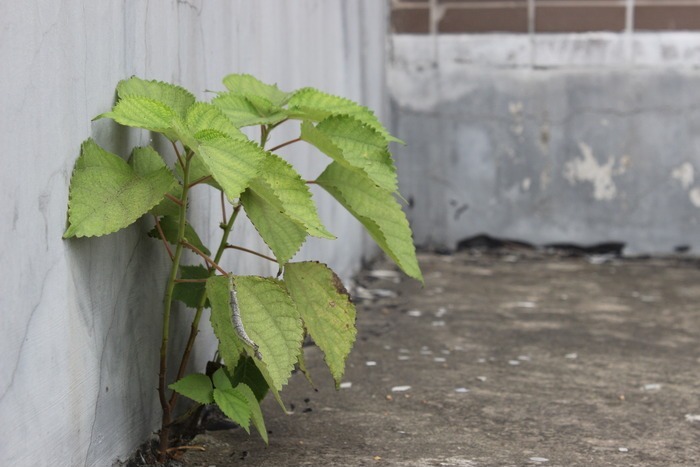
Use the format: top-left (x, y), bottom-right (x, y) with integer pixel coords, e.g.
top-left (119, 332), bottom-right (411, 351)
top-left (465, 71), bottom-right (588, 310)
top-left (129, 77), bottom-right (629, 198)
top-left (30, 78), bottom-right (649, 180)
top-left (181, 250), bottom-right (700, 467)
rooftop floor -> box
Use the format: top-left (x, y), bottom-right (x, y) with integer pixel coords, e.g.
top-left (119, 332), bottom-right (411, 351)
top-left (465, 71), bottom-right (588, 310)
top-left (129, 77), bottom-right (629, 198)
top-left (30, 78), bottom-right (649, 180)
top-left (182, 249), bottom-right (700, 467)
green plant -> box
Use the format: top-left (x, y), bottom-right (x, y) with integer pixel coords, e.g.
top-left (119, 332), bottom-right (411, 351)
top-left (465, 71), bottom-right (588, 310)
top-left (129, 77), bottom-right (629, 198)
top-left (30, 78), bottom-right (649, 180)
top-left (63, 75), bottom-right (422, 460)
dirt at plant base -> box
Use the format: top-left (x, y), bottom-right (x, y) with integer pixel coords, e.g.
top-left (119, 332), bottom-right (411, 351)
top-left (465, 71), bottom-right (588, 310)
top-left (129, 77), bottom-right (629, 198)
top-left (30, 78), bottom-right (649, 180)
top-left (180, 250), bottom-right (700, 467)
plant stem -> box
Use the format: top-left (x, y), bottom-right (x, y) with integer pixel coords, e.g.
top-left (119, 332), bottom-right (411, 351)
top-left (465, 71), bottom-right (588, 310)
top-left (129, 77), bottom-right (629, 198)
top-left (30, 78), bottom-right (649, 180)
top-left (164, 193), bottom-right (184, 206)
top-left (172, 142), bottom-right (185, 170)
top-left (225, 244), bottom-right (277, 263)
top-left (157, 156), bottom-right (192, 461)
top-left (188, 175), bottom-right (212, 188)
top-left (153, 215), bottom-right (174, 261)
top-left (268, 137), bottom-right (301, 153)
top-left (169, 206), bottom-right (241, 408)
top-left (181, 240), bottom-right (228, 275)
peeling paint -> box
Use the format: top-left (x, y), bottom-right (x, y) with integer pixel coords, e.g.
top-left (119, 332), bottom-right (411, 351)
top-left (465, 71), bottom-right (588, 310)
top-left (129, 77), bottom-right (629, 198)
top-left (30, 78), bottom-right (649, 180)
top-left (672, 162), bottom-right (694, 190)
top-left (689, 188), bottom-right (700, 207)
top-left (563, 142), bottom-right (617, 201)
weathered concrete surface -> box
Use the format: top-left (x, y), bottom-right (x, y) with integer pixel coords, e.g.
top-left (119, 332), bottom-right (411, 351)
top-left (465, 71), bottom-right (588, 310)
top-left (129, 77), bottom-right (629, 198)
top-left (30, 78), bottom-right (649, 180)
top-left (389, 34), bottom-right (700, 255)
top-left (181, 250), bottom-right (700, 467)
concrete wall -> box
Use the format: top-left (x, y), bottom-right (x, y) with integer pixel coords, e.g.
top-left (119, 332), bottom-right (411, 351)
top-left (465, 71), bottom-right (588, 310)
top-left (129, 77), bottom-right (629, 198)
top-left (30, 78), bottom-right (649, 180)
top-left (0, 2), bottom-right (386, 465)
top-left (389, 33), bottom-right (700, 254)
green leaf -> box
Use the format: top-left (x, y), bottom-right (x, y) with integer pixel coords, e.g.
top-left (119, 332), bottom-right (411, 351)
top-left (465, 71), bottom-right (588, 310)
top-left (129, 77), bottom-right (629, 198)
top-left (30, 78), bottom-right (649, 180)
top-left (168, 373), bottom-right (214, 404)
top-left (235, 276), bottom-right (304, 391)
top-left (240, 186), bottom-right (307, 265)
top-left (212, 367), bottom-right (233, 390)
top-left (256, 154), bottom-right (334, 239)
top-left (64, 139), bottom-right (176, 238)
top-left (237, 383), bottom-right (268, 443)
top-left (172, 265), bottom-right (210, 309)
top-left (222, 73), bottom-right (290, 106)
top-left (288, 88), bottom-right (402, 144)
top-left (97, 96), bottom-right (178, 135)
top-left (297, 348), bottom-right (315, 389)
top-left (207, 276), bottom-right (243, 369)
top-left (213, 388), bottom-right (251, 433)
top-left (128, 146), bottom-right (182, 217)
top-left (314, 116), bottom-right (397, 193)
top-left (284, 262), bottom-right (356, 386)
top-left (195, 137), bottom-right (265, 201)
top-left (147, 216), bottom-right (210, 256)
top-left (240, 153), bottom-right (333, 264)
top-left (231, 356), bottom-right (269, 402)
top-left (116, 76), bottom-right (195, 119)
top-left (186, 102), bottom-right (247, 141)
top-left (175, 155), bottom-right (222, 191)
top-left (316, 163), bottom-right (423, 282)
top-left (212, 93), bottom-right (288, 128)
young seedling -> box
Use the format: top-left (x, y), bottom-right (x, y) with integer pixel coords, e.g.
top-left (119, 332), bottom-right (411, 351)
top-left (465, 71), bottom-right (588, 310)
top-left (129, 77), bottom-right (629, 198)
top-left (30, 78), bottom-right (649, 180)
top-left (63, 75), bottom-right (422, 461)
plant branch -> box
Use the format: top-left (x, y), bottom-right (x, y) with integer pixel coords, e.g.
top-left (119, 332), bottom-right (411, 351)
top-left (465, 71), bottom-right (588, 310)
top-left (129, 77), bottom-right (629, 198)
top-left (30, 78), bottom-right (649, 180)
top-left (268, 137), bottom-right (301, 153)
top-left (153, 216), bottom-right (174, 261)
top-left (158, 156), bottom-right (192, 461)
top-left (260, 125), bottom-right (269, 148)
top-left (169, 206), bottom-right (241, 408)
top-left (225, 244), bottom-right (278, 264)
top-left (165, 193), bottom-right (184, 206)
top-left (220, 191), bottom-right (227, 225)
top-left (171, 142), bottom-right (185, 170)
top-left (188, 175), bottom-right (212, 188)
top-left (270, 118), bottom-right (289, 130)
top-left (306, 180), bottom-right (317, 184)
top-left (181, 240), bottom-right (228, 276)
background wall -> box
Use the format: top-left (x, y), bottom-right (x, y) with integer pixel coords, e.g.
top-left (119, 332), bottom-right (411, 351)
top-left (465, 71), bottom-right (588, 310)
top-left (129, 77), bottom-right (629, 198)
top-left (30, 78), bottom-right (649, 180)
top-left (389, 0), bottom-right (700, 254)
top-left (0, 1), bottom-right (387, 465)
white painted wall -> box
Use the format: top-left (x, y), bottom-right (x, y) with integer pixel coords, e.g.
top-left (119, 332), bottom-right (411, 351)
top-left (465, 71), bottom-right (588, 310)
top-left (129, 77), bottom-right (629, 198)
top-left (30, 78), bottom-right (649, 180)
top-left (0, 2), bottom-right (387, 465)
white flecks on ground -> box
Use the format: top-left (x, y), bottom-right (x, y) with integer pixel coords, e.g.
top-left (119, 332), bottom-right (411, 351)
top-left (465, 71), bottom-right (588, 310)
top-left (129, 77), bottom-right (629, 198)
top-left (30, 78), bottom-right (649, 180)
top-left (639, 295), bottom-right (659, 303)
top-left (392, 385), bottom-right (412, 392)
top-left (354, 286), bottom-right (374, 300)
top-left (518, 355), bottom-right (531, 361)
top-left (454, 387), bottom-right (469, 393)
top-left (503, 255), bottom-right (519, 263)
top-left (529, 457), bottom-right (549, 463)
top-left (477, 358), bottom-right (486, 363)
top-left (339, 382), bottom-right (352, 389)
top-left (399, 348), bottom-right (410, 353)
top-left (383, 345), bottom-right (392, 350)
top-left (441, 349), bottom-right (451, 355)
top-left (420, 348), bottom-right (433, 355)
top-left (398, 355), bottom-right (411, 361)
top-left (476, 376), bottom-right (487, 382)
top-left (435, 307), bottom-right (448, 317)
top-left (371, 288), bottom-right (398, 298)
top-left (684, 414), bottom-right (700, 422)
top-left (369, 269), bottom-right (400, 279)
top-left (407, 309), bottom-right (423, 317)
top-left (512, 301), bottom-right (536, 308)
top-left (508, 360), bottom-right (521, 366)
top-left (434, 357), bottom-right (446, 363)
top-left (522, 177), bottom-right (531, 191)
top-left (366, 361), bottom-right (377, 367)
top-left (565, 352), bottom-right (578, 359)
top-left (432, 320), bottom-right (446, 327)
top-left (642, 383), bottom-right (662, 391)
top-left (588, 254), bottom-right (616, 265)
top-left (618, 447), bottom-right (629, 452)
